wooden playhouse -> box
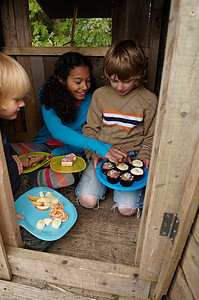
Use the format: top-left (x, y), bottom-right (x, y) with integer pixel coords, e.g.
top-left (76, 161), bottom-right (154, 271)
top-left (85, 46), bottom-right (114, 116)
top-left (0, 0), bottom-right (198, 299)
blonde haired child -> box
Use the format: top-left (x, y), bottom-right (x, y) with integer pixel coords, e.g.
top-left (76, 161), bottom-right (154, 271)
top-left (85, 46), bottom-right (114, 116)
top-left (0, 52), bottom-right (30, 190)
top-left (0, 52), bottom-right (51, 251)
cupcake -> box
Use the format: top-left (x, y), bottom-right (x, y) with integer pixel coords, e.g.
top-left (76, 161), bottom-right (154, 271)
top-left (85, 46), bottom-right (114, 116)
top-left (120, 172), bottom-right (134, 187)
top-left (130, 167), bottom-right (144, 181)
top-left (132, 159), bottom-right (143, 169)
top-left (116, 163), bottom-right (129, 174)
top-left (101, 161), bottom-right (115, 175)
top-left (106, 169), bottom-right (120, 184)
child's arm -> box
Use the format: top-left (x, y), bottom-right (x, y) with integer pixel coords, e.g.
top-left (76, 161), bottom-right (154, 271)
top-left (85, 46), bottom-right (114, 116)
top-left (12, 155), bottom-right (23, 175)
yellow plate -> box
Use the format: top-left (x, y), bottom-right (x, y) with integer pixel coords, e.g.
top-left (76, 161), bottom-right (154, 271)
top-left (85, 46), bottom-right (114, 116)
top-left (50, 156), bottom-right (86, 173)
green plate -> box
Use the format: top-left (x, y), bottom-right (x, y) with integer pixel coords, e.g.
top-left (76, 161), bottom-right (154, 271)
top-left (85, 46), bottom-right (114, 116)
top-left (19, 152), bottom-right (51, 174)
top-left (50, 156), bottom-right (86, 173)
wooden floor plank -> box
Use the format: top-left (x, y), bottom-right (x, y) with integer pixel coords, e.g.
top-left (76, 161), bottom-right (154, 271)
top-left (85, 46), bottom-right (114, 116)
top-left (47, 187), bottom-right (140, 265)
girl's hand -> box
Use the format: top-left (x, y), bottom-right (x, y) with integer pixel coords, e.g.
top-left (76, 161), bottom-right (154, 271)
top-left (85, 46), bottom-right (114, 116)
top-left (17, 213), bottom-right (24, 226)
top-left (105, 146), bottom-right (132, 165)
top-left (13, 155), bottom-right (23, 175)
top-left (42, 153), bottom-right (54, 168)
top-left (17, 213), bottom-right (24, 220)
top-left (92, 153), bottom-right (104, 170)
top-left (143, 159), bottom-right (150, 169)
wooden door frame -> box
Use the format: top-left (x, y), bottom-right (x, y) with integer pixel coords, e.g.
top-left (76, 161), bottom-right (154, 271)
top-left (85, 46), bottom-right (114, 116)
top-left (136, 0), bottom-right (199, 282)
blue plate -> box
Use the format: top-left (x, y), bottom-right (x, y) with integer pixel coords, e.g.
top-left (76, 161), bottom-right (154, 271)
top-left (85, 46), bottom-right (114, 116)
top-left (96, 161), bottom-right (148, 191)
top-left (15, 187), bottom-right (77, 241)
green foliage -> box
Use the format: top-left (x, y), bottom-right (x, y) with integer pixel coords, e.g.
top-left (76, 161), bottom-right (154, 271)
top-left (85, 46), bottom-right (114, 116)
top-left (29, 0), bottom-right (112, 47)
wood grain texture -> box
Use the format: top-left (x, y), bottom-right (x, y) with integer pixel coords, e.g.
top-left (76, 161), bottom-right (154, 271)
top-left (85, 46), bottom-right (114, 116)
top-left (139, 0), bottom-right (199, 281)
top-left (6, 246), bottom-right (150, 298)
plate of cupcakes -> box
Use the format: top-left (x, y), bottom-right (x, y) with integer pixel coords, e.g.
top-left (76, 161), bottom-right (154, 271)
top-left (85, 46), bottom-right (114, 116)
top-left (96, 159), bottom-right (148, 191)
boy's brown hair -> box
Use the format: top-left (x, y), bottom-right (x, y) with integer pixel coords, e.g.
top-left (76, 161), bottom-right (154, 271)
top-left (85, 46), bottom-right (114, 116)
top-left (103, 40), bottom-right (147, 88)
top-left (0, 52), bottom-right (30, 109)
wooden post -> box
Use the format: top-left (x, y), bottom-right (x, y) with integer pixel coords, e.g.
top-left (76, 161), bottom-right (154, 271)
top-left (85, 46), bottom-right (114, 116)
top-left (152, 143), bottom-right (199, 299)
top-left (0, 232), bottom-right (12, 280)
top-left (0, 135), bottom-right (23, 247)
top-left (138, 0), bottom-right (199, 281)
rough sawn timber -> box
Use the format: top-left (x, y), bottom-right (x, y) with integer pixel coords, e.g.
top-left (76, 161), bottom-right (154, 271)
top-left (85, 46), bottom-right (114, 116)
top-left (6, 246), bottom-right (151, 299)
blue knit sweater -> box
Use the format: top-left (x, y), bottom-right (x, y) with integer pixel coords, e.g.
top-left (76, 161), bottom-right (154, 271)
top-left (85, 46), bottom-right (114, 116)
top-left (34, 93), bottom-right (112, 157)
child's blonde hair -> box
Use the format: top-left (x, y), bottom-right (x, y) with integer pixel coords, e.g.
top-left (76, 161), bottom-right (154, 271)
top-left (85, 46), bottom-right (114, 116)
top-left (0, 52), bottom-right (30, 108)
top-left (103, 40), bottom-right (147, 88)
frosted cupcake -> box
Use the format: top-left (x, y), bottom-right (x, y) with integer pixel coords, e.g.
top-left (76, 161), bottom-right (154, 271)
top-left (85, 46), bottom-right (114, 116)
top-left (132, 159), bottom-right (143, 169)
top-left (106, 169), bottom-right (120, 184)
top-left (101, 161), bottom-right (115, 175)
top-left (116, 163), bottom-right (129, 174)
top-left (120, 172), bottom-right (134, 187)
top-left (130, 167), bottom-right (144, 181)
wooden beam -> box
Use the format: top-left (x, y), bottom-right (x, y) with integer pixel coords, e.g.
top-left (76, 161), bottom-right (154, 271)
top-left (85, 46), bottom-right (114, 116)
top-left (0, 279), bottom-right (87, 299)
top-left (6, 246), bottom-right (151, 299)
top-left (0, 135), bottom-right (23, 247)
top-left (1, 46), bottom-right (110, 57)
top-left (138, 0), bottom-right (199, 281)
top-left (0, 46), bottom-right (150, 58)
top-left (152, 144), bottom-right (199, 299)
top-left (0, 233), bottom-right (12, 280)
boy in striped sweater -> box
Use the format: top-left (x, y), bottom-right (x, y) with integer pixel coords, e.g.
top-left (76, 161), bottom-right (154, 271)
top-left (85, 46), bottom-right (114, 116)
top-left (76, 40), bottom-right (158, 217)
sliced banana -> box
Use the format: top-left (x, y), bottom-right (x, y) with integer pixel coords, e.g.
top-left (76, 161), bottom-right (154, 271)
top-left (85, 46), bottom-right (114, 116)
top-left (39, 191), bottom-right (45, 198)
top-left (52, 218), bottom-right (61, 229)
top-left (45, 191), bottom-right (59, 205)
top-left (36, 219), bottom-right (45, 230)
top-left (43, 217), bottom-right (53, 226)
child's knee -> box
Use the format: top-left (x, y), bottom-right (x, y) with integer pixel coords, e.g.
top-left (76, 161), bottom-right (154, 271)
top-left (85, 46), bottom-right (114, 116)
top-left (118, 207), bottom-right (137, 216)
top-left (79, 193), bottom-right (99, 208)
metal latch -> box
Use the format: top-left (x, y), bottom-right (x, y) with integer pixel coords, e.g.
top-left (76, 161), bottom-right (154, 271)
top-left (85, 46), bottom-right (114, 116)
top-left (160, 213), bottom-right (179, 243)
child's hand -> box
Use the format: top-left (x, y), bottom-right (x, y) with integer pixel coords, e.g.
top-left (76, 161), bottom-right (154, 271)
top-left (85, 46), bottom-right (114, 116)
top-left (143, 159), bottom-right (150, 169)
top-left (12, 155), bottom-right (23, 175)
top-left (92, 153), bottom-right (104, 170)
top-left (42, 153), bottom-right (54, 168)
top-left (106, 146), bottom-right (131, 165)
top-left (17, 213), bottom-right (24, 226)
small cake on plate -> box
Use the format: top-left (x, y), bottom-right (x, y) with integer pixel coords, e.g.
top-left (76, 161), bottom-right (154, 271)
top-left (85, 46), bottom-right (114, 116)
top-left (107, 169), bottom-right (120, 184)
top-left (101, 161), bottom-right (115, 174)
top-left (132, 159), bottom-right (143, 169)
top-left (61, 153), bottom-right (76, 166)
top-left (120, 172), bottom-right (134, 187)
top-left (130, 167), bottom-right (144, 181)
top-left (116, 163), bottom-right (129, 174)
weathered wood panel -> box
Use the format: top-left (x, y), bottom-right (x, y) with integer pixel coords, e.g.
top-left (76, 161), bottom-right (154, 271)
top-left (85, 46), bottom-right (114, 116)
top-left (0, 135), bottom-right (23, 247)
top-left (168, 267), bottom-right (194, 300)
top-left (152, 144), bottom-right (199, 299)
top-left (6, 246), bottom-right (151, 299)
top-left (138, 0), bottom-right (199, 281)
top-left (180, 216), bottom-right (199, 300)
top-left (0, 233), bottom-right (12, 280)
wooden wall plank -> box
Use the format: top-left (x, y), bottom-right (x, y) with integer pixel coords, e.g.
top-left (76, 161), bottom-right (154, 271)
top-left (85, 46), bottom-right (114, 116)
top-left (0, 279), bottom-right (87, 299)
top-left (168, 267), bottom-right (194, 300)
top-left (181, 233), bottom-right (199, 300)
top-left (1, 46), bottom-right (111, 57)
top-left (138, 0), bottom-right (199, 281)
top-left (152, 144), bottom-right (199, 299)
top-left (192, 211), bottom-right (199, 244)
top-left (0, 233), bottom-right (12, 280)
top-left (0, 135), bottom-right (23, 247)
top-left (6, 246), bottom-right (151, 299)
top-left (30, 56), bottom-right (45, 130)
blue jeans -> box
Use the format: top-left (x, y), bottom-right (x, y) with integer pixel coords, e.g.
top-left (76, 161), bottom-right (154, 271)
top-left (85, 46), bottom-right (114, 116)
top-left (75, 151), bottom-right (145, 210)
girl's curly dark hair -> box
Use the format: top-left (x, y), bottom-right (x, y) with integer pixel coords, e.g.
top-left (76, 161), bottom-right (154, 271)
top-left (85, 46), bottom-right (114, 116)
top-left (40, 52), bottom-right (92, 123)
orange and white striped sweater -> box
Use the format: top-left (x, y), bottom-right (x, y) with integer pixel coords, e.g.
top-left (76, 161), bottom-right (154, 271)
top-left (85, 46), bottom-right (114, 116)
top-left (83, 84), bottom-right (158, 161)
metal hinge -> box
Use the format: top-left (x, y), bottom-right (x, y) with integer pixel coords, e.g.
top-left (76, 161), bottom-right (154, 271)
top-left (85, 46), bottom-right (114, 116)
top-left (160, 213), bottom-right (179, 243)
